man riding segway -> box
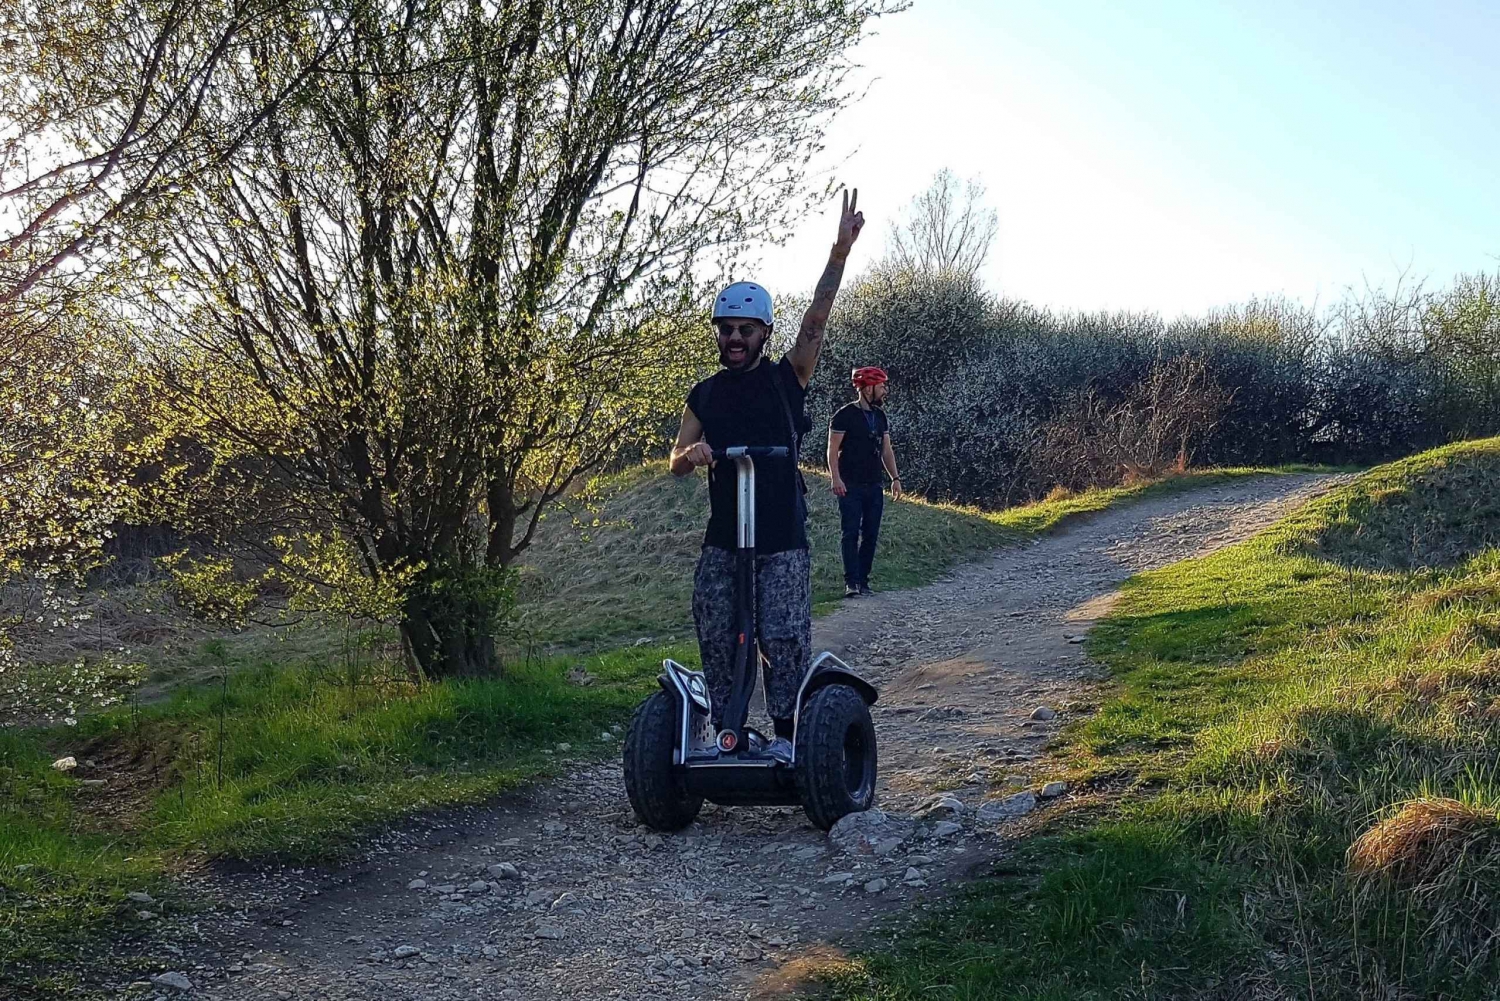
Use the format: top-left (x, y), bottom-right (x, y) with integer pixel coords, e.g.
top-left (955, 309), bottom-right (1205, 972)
top-left (620, 190), bottom-right (878, 832)
top-left (670, 189), bottom-right (865, 760)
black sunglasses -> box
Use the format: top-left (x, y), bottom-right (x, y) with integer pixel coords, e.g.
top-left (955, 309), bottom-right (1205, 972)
top-left (714, 321), bottom-right (764, 338)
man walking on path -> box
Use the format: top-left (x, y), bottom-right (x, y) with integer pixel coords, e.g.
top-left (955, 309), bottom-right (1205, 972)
top-left (668, 190), bottom-right (866, 762)
top-left (828, 366), bottom-right (902, 598)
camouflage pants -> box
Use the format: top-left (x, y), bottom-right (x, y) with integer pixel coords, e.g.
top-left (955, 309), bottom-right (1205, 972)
top-left (691, 546), bottom-right (811, 729)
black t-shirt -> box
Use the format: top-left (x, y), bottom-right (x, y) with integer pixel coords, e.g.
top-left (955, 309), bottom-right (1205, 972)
top-left (830, 402), bottom-right (890, 485)
top-left (686, 356), bottom-right (809, 554)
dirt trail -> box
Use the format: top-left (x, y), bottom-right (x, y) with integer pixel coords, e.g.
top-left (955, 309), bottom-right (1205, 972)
top-left (150, 474), bottom-right (1340, 1001)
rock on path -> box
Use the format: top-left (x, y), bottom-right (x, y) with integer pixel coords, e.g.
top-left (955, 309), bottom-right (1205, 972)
top-left (154, 474), bottom-right (1339, 1001)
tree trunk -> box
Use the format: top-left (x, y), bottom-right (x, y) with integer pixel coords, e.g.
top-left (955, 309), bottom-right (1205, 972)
top-left (400, 580), bottom-right (501, 680)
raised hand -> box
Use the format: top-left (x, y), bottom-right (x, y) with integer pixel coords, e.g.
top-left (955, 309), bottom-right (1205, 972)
top-left (789, 186), bottom-right (866, 387)
top-left (835, 187), bottom-right (865, 254)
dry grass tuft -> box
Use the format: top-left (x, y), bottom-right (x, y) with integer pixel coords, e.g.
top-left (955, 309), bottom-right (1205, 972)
top-left (1428, 614), bottom-right (1500, 659)
top-left (1410, 670), bottom-right (1450, 701)
top-left (1253, 738), bottom-right (1287, 763)
top-left (1348, 796), bottom-right (1500, 977)
top-left (748, 944), bottom-right (860, 997)
top-left (1119, 457), bottom-right (1188, 489)
top-left (1348, 797), bottom-right (1499, 882)
top-left (1412, 573), bottom-right (1500, 612)
top-left (1405, 660), bottom-right (1500, 702)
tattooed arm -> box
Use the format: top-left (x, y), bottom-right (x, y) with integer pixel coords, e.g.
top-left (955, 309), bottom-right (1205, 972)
top-left (787, 188), bottom-right (865, 388)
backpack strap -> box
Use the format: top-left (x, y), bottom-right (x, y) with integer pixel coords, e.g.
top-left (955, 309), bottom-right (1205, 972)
top-left (768, 361), bottom-right (810, 504)
top-left (695, 372), bottom-right (714, 420)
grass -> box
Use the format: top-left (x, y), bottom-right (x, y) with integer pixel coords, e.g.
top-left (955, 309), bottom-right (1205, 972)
top-left (819, 437), bottom-right (1500, 1000)
top-left (516, 461), bottom-right (1297, 647)
top-left (0, 642), bottom-right (676, 986)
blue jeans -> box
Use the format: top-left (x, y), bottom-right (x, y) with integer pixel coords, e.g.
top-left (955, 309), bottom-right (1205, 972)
top-left (838, 483), bottom-right (884, 586)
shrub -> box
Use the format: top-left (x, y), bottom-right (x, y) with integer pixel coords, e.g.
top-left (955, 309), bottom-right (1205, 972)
top-left (807, 267), bottom-right (1500, 505)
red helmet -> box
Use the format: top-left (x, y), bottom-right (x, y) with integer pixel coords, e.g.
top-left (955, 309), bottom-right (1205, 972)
top-left (852, 366), bottom-right (888, 388)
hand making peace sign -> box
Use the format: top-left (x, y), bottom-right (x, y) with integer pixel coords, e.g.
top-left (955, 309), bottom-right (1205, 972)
top-left (835, 187), bottom-right (865, 254)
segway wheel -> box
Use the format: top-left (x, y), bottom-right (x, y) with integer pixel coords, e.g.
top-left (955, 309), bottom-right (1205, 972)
top-left (795, 684), bottom-right (877, 831)
top-left (623, 690), bottom-right (703, 831)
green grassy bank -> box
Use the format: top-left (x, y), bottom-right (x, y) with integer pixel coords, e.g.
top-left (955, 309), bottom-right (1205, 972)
top-left (824, 438), bottom-right (1500, 999)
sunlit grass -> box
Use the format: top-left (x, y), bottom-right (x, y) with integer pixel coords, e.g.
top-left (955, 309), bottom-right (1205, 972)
top-left (823, 438), bottom-right (1500, 1000)
top-left (0, 643), bottom-right (672, 982)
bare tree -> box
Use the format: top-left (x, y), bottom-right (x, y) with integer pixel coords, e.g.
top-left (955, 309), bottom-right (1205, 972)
top-left (886, 168), bottom-right (997, 275)
top-left (0, 0), bottom-right (346, 677)
top-left (0, 0), bottom-right (344, 314)
top-left (129, 0), bottom-right (892, 678)
top-left (1032, 354), bottom-right (1235, 490)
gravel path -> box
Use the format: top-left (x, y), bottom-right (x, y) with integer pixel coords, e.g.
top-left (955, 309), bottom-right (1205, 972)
top-left (140, 473), bottom-right (1340, 1001)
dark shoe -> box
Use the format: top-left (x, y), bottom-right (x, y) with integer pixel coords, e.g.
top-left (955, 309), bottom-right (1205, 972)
top-left (844, 584), bottom-right (861, 598)
top-left (858, 583), bottom-right (874, 596)
top-left (743, 728), bottom-right (769, 755)
top-left (766, 737), bottom-right (794, 765)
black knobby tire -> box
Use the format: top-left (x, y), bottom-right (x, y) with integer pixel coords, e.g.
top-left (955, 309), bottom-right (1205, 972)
top-left (622, 690), bottom-right (703, 832)
top-left (795, 684), bottom-right (877, 831)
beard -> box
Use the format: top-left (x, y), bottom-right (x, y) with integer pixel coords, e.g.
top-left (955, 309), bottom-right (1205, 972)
top-left (719, 337), bottom-right (765, 371)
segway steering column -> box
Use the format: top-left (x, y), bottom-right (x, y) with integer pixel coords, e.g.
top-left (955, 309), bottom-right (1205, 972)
top-left (711, 446), bottom-right (789, 756)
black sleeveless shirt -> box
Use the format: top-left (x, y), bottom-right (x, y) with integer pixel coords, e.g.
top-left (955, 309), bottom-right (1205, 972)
top-left (685, 356), bottom-right (808, 554)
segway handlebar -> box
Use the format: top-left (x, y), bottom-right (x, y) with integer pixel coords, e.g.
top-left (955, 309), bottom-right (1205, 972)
top-left (711, 446), bottom-right (789, 462)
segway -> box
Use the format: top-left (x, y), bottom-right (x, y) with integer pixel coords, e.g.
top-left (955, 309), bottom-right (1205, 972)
top-left (623, 446), bottom-right (878, 832)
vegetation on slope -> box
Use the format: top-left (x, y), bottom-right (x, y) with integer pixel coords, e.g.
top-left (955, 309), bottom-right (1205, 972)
top-left (825, 438), bottom-right (1500, 1000)
top-left (0, 643), bottom-right (672, 982)
top-left (517, 462), bottom-right (1287, 648)
top-left (2, 461), bottom-right (1270, 986)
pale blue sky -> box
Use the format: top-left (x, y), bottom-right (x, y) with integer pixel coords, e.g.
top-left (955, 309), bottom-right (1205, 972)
top-left (754, 0), bottom-right (1500, 317)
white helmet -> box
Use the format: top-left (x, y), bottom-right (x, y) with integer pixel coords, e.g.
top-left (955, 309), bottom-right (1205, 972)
top-left (712, 281), bottom-right (774, 326)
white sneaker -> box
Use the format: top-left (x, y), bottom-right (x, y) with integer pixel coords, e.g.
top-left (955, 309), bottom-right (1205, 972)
top-left (766, 737), bottom-right (794, 765)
